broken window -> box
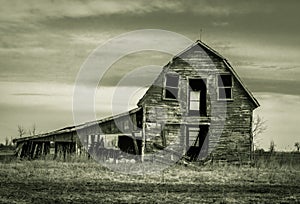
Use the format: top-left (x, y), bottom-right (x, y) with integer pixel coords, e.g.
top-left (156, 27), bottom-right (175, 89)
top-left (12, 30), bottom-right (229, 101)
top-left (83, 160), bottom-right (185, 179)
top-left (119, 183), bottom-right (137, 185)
top-left (188, 78), bottom-right (206, 116)
top-left (164, 73), bottom-right (179, 99)
top-left (186, 125), bottom-right (209, 161)
top-left (187, 127), bottom-right (200, 147)
top-left (217, 74), bottom-right (233, 100)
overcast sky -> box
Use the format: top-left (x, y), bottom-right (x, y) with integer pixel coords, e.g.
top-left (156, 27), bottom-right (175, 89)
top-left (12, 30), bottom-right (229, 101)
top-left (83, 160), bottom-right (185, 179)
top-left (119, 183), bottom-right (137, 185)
top-left (0, 0), bottom-right (299, 150)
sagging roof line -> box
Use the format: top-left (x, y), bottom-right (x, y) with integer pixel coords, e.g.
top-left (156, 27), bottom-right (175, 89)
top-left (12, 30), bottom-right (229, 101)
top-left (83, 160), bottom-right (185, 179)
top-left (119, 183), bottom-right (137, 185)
top-left (13, 107), bottom-right (142, 143)
top-left (13, 40), bottom-right (260, 143)
top-left (222, 59), bottom-right (260, 108)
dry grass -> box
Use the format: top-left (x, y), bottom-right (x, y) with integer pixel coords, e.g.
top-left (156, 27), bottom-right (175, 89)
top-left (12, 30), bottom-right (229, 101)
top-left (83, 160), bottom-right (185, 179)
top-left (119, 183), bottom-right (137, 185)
top-left (0, 158), bottom-right (299, 203)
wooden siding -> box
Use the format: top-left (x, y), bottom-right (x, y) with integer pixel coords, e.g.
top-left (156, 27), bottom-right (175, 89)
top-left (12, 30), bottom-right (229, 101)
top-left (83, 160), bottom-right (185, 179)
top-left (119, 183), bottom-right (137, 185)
top-left (139, 44), bottom-right (255, 161)
top-left (13, 42), bottom-right (258, 162)
top-left (14, 109), bottom-right (143, 160)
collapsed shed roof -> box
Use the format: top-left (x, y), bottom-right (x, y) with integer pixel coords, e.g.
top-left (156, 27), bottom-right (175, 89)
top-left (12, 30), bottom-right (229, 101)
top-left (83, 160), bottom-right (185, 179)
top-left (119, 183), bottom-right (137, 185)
top-left (13, 40), bottom-right (259, 143)
top-left (13, 107), bottom-right (141, 143)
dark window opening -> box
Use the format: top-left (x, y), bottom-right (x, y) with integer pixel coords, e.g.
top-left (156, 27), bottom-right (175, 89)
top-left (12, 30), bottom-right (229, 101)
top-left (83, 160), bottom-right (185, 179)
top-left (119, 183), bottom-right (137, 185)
top-left (186, 125), bottom-right (209, 161)
top-left (188, 78), bottom-right (206, 116)
top-left (135, 109), bottom-right (143, 129)
top-left (218, 87), bottom-right (232, 99)
top-left (218, 75), bottom-right (232, 87)
top-left (164, 74), bottom-right (179, 99)
top-left (218, 74), bottom-right (233, 100)
top-left (165, 87), bottom-right (178, 99)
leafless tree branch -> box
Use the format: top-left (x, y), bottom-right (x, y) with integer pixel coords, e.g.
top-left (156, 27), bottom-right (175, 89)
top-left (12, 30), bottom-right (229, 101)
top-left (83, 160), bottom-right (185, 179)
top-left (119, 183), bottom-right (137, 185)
top-left (17, 125), bottom-right (26, 138)
top-left (252, 115), bottom-right (267, 149)
top-left (28, 123), bottom-right (37, 136)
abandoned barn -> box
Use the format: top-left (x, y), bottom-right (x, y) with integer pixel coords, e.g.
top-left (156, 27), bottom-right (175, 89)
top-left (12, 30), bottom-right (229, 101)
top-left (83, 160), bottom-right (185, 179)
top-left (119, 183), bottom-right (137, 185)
top-left (13, 40), bottom-right (259, 162)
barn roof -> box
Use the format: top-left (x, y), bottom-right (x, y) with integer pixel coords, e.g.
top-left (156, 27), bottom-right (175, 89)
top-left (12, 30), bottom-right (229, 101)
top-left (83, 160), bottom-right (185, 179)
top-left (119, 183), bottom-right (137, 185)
top-left (196, 40), bottom-right (259, 108)
top-left (13, 107), bottom-right (141, 143)
top-left (138, 40), bottom-right (260, 108)
top-left (13, 41), bottom-right (259, 143)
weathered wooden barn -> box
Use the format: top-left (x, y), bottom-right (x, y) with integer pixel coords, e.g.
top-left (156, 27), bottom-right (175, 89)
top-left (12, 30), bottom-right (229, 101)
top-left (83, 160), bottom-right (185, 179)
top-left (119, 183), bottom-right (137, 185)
top-left (13, 40), bottom-right (259, 162)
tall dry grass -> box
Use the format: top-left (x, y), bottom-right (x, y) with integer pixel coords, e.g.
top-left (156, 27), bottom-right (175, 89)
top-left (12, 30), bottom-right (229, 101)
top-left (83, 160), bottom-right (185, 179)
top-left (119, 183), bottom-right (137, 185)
top-left (0, 153), bottom-right (299, 186)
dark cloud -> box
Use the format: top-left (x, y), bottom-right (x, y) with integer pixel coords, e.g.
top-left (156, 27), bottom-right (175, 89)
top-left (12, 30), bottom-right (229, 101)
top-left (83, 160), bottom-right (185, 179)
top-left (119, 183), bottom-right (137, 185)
top-left (0, 0), bottom-right (300, 147)
top-left (1, 0), bottom-right (299, 85)
top-left (244, 78), bottom-right (300, 96)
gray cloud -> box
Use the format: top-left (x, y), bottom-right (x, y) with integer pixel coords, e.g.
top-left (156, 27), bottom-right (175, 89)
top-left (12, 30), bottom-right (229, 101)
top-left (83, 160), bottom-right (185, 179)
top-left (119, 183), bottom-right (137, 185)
top-left (1, 0), bottom-right (300, 146)
top-left (244, 78), bottom-right (300, 96)
top-left (1, 3), bottom-right (300, 87)
top-left (0, 0), bottom-right (276, 23)
top-left (12, 93), bottom-right (51, 96)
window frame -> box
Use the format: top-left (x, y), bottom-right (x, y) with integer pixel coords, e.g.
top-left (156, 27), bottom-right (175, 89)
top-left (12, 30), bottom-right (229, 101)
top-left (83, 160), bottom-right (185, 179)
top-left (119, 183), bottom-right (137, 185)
top-left (189, 90), bottom-right (201, 111)
top-left (163, 73), bottom-right (179, 100)
top-left (217, 74), bottom-right (233, 101)
top-left (187, 126), bottom-right (200, 147)
top-left (187, 77), bottom-right (207, 116)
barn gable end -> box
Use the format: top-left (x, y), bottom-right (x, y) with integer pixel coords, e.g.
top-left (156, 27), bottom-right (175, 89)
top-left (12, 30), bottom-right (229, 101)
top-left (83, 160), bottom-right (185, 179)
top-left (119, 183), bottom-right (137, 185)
top-left (13, 41), bottom-right (259, 162)
top-left (137, 41), bottom-right (259, 161)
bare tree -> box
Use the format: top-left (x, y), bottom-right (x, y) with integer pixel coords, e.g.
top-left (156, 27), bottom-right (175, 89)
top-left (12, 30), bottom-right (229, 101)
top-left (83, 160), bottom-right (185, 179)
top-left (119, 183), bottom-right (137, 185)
top-left (269, 140), bottom-right (275, 153)
top-left (28, 123), bottom-right (37, 136)
top-left (5, 137), bottom-right (9, 146)
top-left (251, 115), bottom-right (267, 161)
top-left (17, 125), bottom-right (26, 137)
top-left (252, 115), bottom-right (267, 149)
top-left (295, 142), bottom-right (300, 152)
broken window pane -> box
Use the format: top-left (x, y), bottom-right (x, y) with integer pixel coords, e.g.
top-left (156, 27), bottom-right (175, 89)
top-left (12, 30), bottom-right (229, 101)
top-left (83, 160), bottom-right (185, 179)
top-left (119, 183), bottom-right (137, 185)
top-left (218, 74), bottom-right (232, 100)
top-left (218, 75), bottom-right (232, 87)
top-left (165, 87), bottom-right (178, 99)
top-left (165, 74), bottom-right (179, 99)
top-left (188, 127), bottom-right (200, 146)
top-left (218, 87), bottom-right (232, 99)
top-left (166, 74), bottom-right (179, 87)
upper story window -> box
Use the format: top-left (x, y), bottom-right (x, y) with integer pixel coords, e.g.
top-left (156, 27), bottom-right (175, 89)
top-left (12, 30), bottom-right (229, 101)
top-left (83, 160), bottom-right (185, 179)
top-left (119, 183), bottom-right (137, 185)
top-left (217, 74), bottom-right (233, 100)
top-left (164, 73), bottom-right (179, 99)
top-left (188, 78), bottom-right (207, 116)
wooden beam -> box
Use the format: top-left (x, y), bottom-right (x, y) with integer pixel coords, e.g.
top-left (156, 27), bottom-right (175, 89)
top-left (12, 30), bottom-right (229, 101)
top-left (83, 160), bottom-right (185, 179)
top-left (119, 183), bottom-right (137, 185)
top-left (54, 142), bottom-right (58, 160)
top-left (132, 132), bottom-right (139, 155)
top-left (141, 106), bottom-right (146, 162)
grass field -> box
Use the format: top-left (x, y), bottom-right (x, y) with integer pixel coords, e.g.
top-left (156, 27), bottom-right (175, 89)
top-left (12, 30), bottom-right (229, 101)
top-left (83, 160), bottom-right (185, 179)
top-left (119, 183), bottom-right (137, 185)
top-left (0, 158), bottom-right (299, 203)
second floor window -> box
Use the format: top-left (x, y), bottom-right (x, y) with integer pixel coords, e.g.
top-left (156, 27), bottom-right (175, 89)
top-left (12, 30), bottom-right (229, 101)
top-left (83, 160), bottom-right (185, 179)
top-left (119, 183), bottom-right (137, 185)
top-left (218, 74), bottom-right (233, 100)
top-left (188, 78), bottom-right (207, 116)
top-left (164, 73), bottom-right (179, 99)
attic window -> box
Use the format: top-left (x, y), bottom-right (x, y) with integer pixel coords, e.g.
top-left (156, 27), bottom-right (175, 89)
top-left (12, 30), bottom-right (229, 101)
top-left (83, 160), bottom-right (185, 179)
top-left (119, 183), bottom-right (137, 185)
top-left (164, 73), bottom-right (179, 99)
top-left (217, 74), bottom-right (233, 100)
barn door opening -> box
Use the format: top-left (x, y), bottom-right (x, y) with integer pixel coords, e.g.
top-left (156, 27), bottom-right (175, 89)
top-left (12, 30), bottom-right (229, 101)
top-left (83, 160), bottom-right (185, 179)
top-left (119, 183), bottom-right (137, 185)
top-left (186, 125), bottom-right (209, 161)
top-left (188, 78), bottom-right (206, 116)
